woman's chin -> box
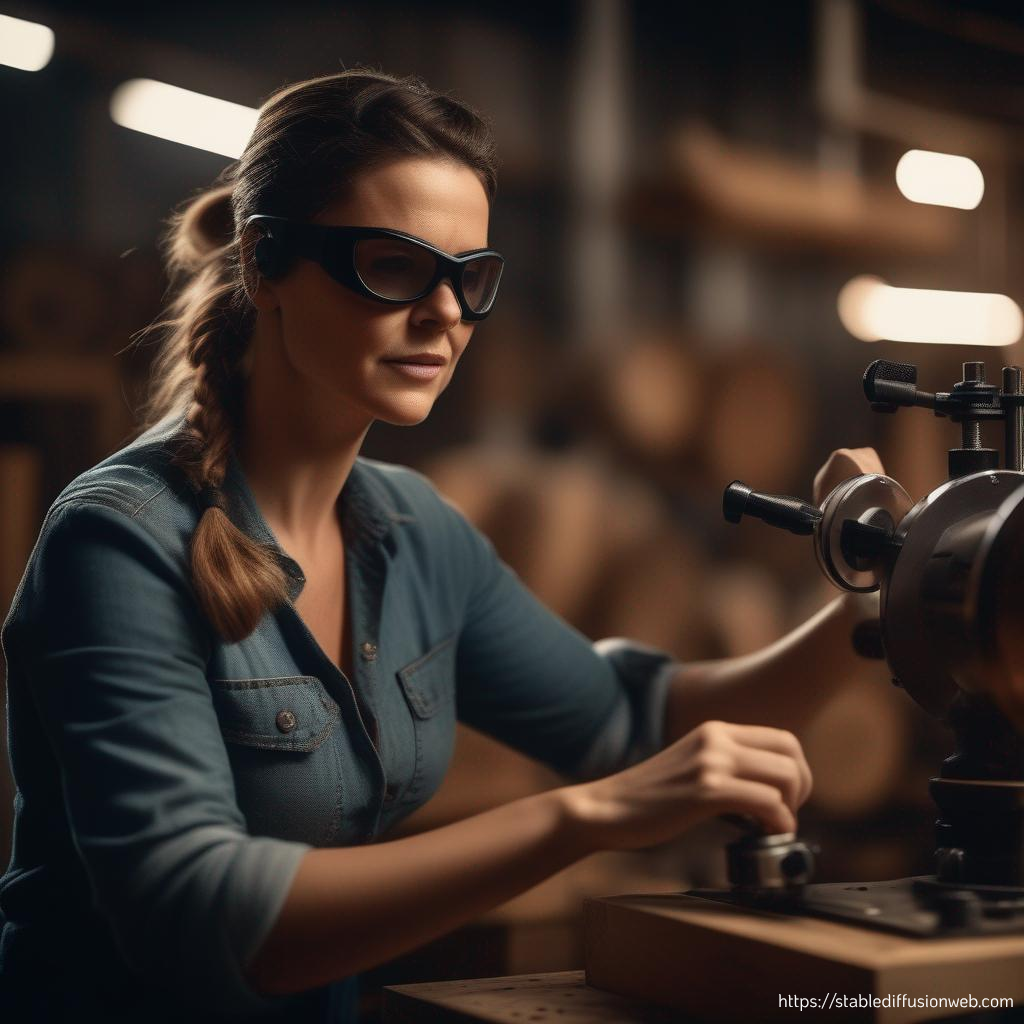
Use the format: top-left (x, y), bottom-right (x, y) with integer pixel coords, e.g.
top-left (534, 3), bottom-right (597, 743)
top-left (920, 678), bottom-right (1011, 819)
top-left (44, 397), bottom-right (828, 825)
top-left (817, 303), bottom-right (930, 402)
top-left (373, 397), bottom-right (435, 427)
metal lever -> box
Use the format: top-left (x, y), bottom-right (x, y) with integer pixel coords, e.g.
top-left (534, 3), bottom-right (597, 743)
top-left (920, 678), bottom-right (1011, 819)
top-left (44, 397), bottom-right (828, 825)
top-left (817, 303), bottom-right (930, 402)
top-left (723, 481), bottom-right (823, 536)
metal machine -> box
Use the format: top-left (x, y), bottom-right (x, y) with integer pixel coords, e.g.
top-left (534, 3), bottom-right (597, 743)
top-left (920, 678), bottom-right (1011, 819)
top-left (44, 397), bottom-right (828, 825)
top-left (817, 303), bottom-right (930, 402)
top-left (692, 358), bottom-right (1024, 937)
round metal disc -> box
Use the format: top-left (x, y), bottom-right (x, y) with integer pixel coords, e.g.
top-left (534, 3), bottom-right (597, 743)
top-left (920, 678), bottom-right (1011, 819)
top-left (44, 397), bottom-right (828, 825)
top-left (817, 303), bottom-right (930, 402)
top-left (814, 474), bottom-right (913, 591)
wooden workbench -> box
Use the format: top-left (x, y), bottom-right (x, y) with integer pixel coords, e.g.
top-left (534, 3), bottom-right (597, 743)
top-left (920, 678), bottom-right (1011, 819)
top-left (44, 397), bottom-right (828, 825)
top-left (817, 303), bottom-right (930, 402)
top-left (584, 892), bottom-right (1024, 1023)
top-left (382, 969), bottom-right (679, 1023)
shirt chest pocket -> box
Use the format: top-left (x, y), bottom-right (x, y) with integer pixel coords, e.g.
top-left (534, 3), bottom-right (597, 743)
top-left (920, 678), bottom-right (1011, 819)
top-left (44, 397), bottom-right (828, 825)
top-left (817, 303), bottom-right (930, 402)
top-left (209, 675), bottom-right (344, 845)
top-left (395, 631), bottom-right (458, 806)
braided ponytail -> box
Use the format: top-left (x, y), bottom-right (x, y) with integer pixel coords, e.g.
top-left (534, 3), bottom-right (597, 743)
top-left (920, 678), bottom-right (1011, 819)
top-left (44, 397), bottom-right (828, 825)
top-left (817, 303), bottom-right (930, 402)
top-left (133, 174), bottom-right (291, 641)
top-left (129, 67), bottom-right (499, 643)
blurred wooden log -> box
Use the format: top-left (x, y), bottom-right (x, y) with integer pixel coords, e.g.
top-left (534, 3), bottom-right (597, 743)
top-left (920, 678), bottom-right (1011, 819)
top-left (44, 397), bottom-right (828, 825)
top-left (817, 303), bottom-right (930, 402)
top-left (468, 313), bottom-right (558, 428)
top-left (591, 520), bottom-right (708, 656)
top-left (491, 455), bottom-right (610, 625)
top-left (703, 348), bottom-right (811, 494)
top-left (601, 335), bottom-right (702, 459)
top-left (802, 676), bottom-right (909, 820)
top-left (703, 563), bottom-right (788, 657)
top-left (626, 123), bottom-right (960, 256)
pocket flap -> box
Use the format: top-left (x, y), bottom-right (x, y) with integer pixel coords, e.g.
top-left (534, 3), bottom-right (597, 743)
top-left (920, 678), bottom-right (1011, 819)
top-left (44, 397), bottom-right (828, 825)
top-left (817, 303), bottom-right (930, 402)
top-left (209, 674), bottom-right (337, 752)
top-left (396, 632), bottom-right (458, 719)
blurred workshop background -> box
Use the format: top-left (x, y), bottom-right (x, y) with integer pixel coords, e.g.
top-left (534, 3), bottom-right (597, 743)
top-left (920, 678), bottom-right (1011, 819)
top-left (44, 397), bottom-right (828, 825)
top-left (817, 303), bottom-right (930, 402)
top-left (3, 0), bottom-right (1024, 1017)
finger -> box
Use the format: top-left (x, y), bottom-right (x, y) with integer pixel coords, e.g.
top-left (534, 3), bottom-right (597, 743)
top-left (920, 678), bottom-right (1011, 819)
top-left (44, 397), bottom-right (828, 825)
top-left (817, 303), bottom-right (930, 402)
top-left (719, 722), bottom-right (803, 757)
top-left (798, 756), bottom-right (813, 807)
top-left (731, 745), bottom-right (806, 814)
top-left (814, 456), bottom-right (856, 503)
top-left (710, 778), bottom-right (797, 835)
top-left (851, 449), bottom-right (884, 473)
top-left (722, 722), bottom-right (813, 806)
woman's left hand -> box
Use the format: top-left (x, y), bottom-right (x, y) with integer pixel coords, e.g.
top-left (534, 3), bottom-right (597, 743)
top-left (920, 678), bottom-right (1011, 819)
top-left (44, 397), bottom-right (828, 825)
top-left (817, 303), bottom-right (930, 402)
top-left (812, 447), bottom-right (886, 506)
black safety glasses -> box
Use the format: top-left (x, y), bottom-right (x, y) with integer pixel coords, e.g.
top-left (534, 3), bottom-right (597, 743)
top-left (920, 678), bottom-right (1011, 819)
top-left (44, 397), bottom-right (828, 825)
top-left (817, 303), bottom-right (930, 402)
top-left (244, 214), bottom-right (504, 322)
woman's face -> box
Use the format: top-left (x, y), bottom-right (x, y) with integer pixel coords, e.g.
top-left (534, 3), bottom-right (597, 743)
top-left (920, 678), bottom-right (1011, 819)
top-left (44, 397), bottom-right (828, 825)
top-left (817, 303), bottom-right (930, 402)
top-left (251, 155), bottom-right (491, 428)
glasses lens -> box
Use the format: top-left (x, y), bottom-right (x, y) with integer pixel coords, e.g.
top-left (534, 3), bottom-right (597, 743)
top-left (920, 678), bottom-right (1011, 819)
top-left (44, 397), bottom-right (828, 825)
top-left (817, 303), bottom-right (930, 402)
top-left (354, 238), bottom-right (436, 300)
top-left (462, 256), bottom-right (503, 313)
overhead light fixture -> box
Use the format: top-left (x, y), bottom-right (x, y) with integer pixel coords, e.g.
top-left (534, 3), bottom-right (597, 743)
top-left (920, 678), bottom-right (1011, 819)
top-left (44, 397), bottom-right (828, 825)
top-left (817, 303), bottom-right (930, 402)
top-left (895, 149), bottom-right (984, 210)
top-left (0, 13), bottom-right (54, 71)
top-left (110, 78), bottom-right (258, 158)
top-left (838, 275), bottom-right (1022, 347)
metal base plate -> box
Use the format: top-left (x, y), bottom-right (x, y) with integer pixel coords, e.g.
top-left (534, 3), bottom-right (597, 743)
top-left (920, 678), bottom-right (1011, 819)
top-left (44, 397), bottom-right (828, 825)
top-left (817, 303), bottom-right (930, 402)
top-left (687, 876), bottom-right (1024, 937)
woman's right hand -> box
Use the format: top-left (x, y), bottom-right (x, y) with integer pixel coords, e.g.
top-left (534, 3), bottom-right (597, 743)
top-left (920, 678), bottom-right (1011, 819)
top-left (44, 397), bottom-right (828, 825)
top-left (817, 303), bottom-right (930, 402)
top-left (560, 719), bottom-right (812, 851)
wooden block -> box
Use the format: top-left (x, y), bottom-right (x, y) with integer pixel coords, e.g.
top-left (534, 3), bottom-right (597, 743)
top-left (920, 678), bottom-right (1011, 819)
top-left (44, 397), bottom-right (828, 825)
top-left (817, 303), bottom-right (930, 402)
top-left (584, 893), bottom-right (1024, 1023)
top-left (383, 969), bottom-right (680, 1023)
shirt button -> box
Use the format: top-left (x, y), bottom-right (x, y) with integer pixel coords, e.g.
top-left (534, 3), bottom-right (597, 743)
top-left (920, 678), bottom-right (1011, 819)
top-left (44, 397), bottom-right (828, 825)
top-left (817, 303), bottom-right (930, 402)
top-left (360, 641), bottom-right (378, 661)
top-left (275, 709), bottom-right (297, 733)
top-left (384, 783), bottom-right (399, 803)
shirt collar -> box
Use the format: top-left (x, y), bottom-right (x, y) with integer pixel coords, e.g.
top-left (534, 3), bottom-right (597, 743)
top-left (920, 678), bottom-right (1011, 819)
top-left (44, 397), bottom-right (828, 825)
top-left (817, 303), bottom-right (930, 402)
top-left (152, 412), bottom-right (415, 602)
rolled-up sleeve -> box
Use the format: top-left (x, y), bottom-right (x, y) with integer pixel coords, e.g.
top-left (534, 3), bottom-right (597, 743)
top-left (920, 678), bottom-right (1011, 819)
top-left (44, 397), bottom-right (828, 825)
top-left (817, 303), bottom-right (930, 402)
top-left (14, 500), bottom-right (312, 1015)
top-left (438, 491), bottom-right (683, 782)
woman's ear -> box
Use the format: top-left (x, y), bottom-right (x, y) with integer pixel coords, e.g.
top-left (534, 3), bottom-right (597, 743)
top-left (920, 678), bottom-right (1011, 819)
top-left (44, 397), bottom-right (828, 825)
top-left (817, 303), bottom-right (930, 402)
top-left (238, 226), bottom-right (280, 312)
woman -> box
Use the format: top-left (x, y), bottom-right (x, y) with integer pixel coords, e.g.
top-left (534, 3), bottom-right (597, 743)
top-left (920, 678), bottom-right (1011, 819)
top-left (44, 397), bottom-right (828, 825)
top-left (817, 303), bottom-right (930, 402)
top-left (0, 69), bottom-right (884, 1022)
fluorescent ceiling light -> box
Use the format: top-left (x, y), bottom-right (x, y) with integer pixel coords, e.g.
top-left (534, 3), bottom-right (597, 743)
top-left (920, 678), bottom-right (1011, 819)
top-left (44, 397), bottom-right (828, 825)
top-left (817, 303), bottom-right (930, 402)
top-left (0, 13), bottom-right (55, 71)
top-left (838, 275), bottom-right (1022, 346)
top-left (895, 149), bottom-right (984, 210)
top-left (110, 78), bottom-right (258, 158)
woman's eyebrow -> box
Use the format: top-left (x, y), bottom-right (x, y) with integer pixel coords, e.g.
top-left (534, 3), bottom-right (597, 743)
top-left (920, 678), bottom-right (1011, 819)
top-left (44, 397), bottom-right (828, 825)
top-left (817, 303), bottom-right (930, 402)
top-left (317, 223), bottom-right (491, 257)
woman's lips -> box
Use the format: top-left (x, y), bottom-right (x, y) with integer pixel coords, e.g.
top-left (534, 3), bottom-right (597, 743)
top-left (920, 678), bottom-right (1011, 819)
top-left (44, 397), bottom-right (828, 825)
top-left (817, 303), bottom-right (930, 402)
top-left (383, 360), bottom-right (444, 380)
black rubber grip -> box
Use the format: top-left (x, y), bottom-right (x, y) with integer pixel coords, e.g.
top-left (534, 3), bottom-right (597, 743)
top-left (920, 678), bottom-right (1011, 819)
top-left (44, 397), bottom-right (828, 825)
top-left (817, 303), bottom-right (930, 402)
top-left (723, 481), bottom-right (823, 536)
top-left (864, 359), bottom-right (918, 405)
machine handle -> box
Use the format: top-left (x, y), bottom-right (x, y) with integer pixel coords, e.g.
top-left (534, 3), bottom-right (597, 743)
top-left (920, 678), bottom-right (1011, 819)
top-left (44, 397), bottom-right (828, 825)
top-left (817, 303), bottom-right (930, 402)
top-left (863, 358), bottom-right (918, 408)
top-left (723, 480), bottom-right (823, 536)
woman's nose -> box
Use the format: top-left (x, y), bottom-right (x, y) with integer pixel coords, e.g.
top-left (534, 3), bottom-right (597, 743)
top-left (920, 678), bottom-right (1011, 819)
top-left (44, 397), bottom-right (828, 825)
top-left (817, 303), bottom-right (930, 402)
top-left (414, 278), bottom-right (462, 329)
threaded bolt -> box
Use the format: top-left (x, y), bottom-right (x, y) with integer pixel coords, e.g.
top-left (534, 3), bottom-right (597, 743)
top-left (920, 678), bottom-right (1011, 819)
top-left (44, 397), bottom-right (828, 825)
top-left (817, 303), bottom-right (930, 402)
top-left (964, 361), bottom-right (986, 385)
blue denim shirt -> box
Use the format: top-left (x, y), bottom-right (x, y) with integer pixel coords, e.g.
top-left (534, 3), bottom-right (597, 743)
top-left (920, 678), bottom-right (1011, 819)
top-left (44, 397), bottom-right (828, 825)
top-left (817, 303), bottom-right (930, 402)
top-left (0, 410), bottom-right (680, 1022)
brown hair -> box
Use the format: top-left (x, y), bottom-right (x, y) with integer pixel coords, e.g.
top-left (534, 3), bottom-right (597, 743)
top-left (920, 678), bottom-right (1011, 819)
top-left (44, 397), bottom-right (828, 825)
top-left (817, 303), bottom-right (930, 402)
top-left (130, 67), bottom-right (499, 643)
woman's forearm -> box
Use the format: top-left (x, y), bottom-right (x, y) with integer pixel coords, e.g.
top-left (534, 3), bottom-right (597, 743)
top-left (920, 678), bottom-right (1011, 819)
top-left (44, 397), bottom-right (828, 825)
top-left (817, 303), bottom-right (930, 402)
top-left (244, 788), bottom-right (590, 995)
top-left (663, 590), bottom-right (886, 742)
top-left (243, 592), bottom-right (879, 997)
